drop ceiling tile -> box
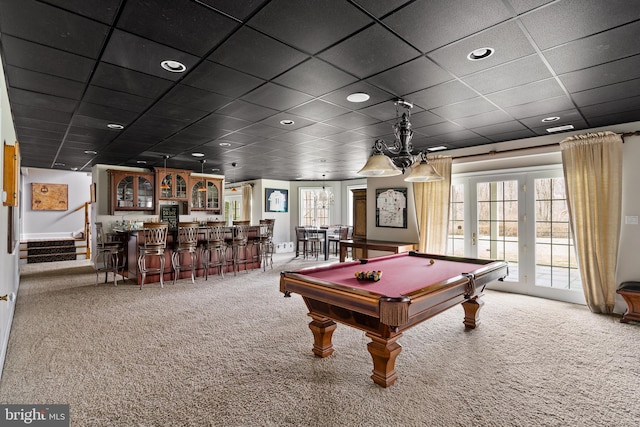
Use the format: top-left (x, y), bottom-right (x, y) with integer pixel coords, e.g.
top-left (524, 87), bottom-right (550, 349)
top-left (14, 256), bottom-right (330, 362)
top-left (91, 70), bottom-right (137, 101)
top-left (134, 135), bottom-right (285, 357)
top-left (44, 0), bottom-right (121, 24)
top-left (101, 30), bottom-right (200, 81)
top-left (0, 35), bottom-right (95, 83)
top-left (352, 0), bottom-right (412, 17)
top-left (486, 128), bottom-right (537, 142)
top-left (580, 95), bottom-right (640, 118)
top-left (248, 0), bottom-right (372, 54)
top-left (383, 0), bottom-right (512, 53)
top-left (415, 121), bottom-right (465, 137)
top-left (182, 60), bottom-right (265, 97)
top-left (298, 123), bottom-right (343, 138)
top-left (259, 113), bottom-right (316, 131)
top-left (428, 21), bottom-right (536, 77)
top-left (520, 0), bottom-right (640, 49)
top-left (117, 0), bottom-right (237, 56)
top-left (146, 102), bottom-right (210, 123)
top-left (83, 86), bottom-right (155, 114)
top-left (435, 131), bottom-right (490, 144)
top-left (470, 120), bottom-right (529, 137)
top-left (271, 132), bottom-right (319, 144)
top-left (587, 109), bottom-right (640, 128)
top-left (322, 131), bottom-right (371, 144)
top-left (406, 110), bottom-right (446, 127)
top-left (214, 99), bottom-right (278, 122)
top-left (323, 112), bottom-right (380, 130)
top-left (273, 58), bottom-right (358, 97)
top-left (76, 102), bottom-right (140, 124)
top-left (162, 85), bottom-right (233, 112)
top-left (462, 55), bottom-right (553, 95)
top-left (431, 97), bottom-right (498, 121)
top-left (288, 100), bottom-right (351, 121)
top-left (70, 114), bottom-right (131, 131)
top-left (233, 123), bottom-right (288, 139)
top-left (14, 118), bottom-right (68, 133)
top-left (506, 0), bottom-right (554, 15)
top-left (518, 109), bottom-right (583, 128)
top-left (572, 80), bottom-right (640, 107)
top-left (241, 83), bottom-right (313, 110)
top-left (0, 0), bottom-right (109, 57)
top-left (5, 66), bottom-right (84, 100)
top-left (543, 21), bottom-right (640, 75)
top-left (92, 62), bottom-right (174, 99)
top-left (210, 27), bottom-right (308, 80)
top-left (366, 57), bottom-right (452, 98)
top-left (12, 103), bottom-right (70, 125)
top-left (15, 127), bottom-right (64, 141)
top-left (487, 78), bottom-right (566, 109)
top-left (452, 109), bottom-right (514, 128)
top-left (197, 114), bottom-right (252, 132)
top-left (410, 80), bottom-right (477, 110)
top-left (559, 54), bottom-right (640, 93)
top-left (504, 96), bottom-right (575, 119)
top-left (9, 88), bottom-right (77, 113)
top-left (197, 0), bottom-right (268, 21)
top-left (318, 24), bottom-right (420, 78)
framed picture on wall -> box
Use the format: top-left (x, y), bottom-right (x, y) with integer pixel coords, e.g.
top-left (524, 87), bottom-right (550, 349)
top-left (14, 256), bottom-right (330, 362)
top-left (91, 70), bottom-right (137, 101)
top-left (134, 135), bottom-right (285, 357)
top-left (375, 187), bottom-right (407, 229)
top-left (265, 188), bottom-right (288, 212)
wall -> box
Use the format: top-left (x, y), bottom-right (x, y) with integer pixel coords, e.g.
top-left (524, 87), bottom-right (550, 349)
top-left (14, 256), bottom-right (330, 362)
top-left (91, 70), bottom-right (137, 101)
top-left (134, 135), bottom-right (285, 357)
top-left (252, 179), bottom-right (291, 244)
top-left (20, 168), bottom-right (92, 240)
top-left (0, 58), bottom-right (19, 379)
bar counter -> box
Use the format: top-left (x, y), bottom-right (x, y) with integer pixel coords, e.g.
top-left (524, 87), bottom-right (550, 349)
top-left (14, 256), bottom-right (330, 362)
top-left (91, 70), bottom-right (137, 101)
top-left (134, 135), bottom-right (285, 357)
top-left (113, 226), bottom-right (261, 285)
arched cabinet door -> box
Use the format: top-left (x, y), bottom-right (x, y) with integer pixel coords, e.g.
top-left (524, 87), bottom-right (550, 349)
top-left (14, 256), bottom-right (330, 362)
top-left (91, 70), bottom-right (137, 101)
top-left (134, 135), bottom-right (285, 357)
top-left (189, 176), bottom-right (222, 213)
top-left (108, 170), bottom-right (155, 215)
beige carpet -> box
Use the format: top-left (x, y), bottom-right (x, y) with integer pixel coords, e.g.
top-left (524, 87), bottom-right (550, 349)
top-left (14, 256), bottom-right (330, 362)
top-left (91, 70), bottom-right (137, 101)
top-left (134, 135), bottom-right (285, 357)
top-left (1, 255), bottom-right (638, 426)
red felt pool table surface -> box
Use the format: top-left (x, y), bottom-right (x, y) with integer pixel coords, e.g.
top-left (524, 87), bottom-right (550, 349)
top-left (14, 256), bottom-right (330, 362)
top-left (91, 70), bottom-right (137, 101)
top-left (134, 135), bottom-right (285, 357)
top-left (294, 253), bottom-right (487, 298)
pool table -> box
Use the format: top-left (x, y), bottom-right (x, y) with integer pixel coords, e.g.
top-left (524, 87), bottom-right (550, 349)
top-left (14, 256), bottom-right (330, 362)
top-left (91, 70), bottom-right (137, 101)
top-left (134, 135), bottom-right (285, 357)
top-left (280, 251), bottom-right (508, 387)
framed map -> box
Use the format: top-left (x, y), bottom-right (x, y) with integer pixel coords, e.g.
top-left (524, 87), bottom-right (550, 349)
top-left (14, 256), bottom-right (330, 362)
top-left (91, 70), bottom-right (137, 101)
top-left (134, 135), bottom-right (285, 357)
top-left (31, 183), bottom-right (68, 211)
top-left (375, 187), bottom-right (407, 229)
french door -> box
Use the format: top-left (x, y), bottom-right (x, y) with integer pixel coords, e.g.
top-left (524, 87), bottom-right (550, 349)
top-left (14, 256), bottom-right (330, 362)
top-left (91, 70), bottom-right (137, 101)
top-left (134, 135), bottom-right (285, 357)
top-left (448, 167), bottom-right (585, 304)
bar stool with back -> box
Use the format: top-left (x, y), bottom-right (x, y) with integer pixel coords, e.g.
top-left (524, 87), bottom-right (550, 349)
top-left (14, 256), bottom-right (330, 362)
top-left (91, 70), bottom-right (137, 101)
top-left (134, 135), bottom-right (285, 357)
top-left (229, 221), bottom-right (250, 275)
top-left (94, 222), bottom-right (124, 286)
top-left (137, 222), bottom-right (169, 289)
top-left (171, 221), bottom-right (200, 285)
top-left (257, 219), bottom-right (275, 270)
top-left (202, 221), bottom-right (227, 279)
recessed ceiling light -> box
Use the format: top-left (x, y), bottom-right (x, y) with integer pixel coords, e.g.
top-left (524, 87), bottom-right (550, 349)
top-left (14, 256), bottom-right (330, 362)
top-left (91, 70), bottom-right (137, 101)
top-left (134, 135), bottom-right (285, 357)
top-left (541, 116), bottom-right (560, 123)
top-left (219, 142), bottom-right (231, 147)
top-left (84, 150), bottom-right (97, 155)
top-left (546, 124), bottom-right (574, 133)
top-left (467, 47), bottom-right (495, 61)
top-left (346, 92), bottom-right (370, 103)
top-left (211, 168), bottom-right (220, 172)
top-left (280, 119), bottom-right (295, 125)
top-left (54, 162), bottom-right (65, 166)
top-left (136, 160), bottom-right (147, 164)
top-left (71, 167), bottom-right (78, 171)
top-left (107, 123), bottom-right (124, 130)
top-left (427, 146), bottom-right (448, 151)
top-left (160, 60), bottom-right (186, 73)
top-left (192, 152), bottom-right (205, 157)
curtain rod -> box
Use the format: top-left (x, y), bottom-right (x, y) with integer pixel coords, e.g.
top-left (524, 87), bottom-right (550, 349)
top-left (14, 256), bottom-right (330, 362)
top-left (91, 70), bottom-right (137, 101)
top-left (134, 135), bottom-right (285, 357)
top-left (451, 130), bottom-right (640, 161)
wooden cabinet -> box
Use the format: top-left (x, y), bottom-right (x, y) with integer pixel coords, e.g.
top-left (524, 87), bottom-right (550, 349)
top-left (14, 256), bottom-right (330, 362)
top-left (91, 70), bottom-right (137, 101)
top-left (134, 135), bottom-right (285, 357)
top-left (155, 168), bottom-right (189, 200)
top-left (3, 141), bottom-right (19, 207)
top-left (189, 175), bottom-right (222, 213)
top-left (352, 189), bottom-right (367, 239)
top-left (108, 170), bottom-right (155, 215)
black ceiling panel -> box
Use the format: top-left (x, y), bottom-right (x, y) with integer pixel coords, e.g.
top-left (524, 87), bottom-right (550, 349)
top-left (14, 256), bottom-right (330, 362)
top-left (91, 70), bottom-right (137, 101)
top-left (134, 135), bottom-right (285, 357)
top-left (117, 0), bottom-right (237, 56)
top-left (1, 0), bottom-right (640, 180)
top-left (248, 0), bottom-right (372, 54)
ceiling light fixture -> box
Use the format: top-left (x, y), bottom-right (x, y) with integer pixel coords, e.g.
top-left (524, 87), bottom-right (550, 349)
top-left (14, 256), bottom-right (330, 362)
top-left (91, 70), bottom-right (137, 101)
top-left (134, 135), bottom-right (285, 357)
top-left (347, 92), bottom-right (370, 103)
top-left (136, 160), bottom-right (147, 164)
top-left (427, 146), bottom-right (448, 152)
top-left (219, 142), bottom-right (231, 147)
top-left (467, 47), bottom-right (495, 61)
top-left (316, 173), bottom-right (335, 209)
top-left (107, 123), bottom-right (124, 130)
top-left (358, 99), bottom-right (444, 182)
top-left (230, 162), bottom-right (238, 193)
top-left (192, 152), bottom-right (205, 157)
top-left (541, 116), bottom-right (560, 123)
top-left (160, 60), bottom-right (187, 73)
top-left (198, 160), bottom-right (207, 192)
top-left (84, 150), bottom-right (97, 155)
top-left (160, 155), bottom-right (170, 190)
top-left (546, 124), bottom-right (574, 133)
top-left (280, 119), bottom-right (295, 125)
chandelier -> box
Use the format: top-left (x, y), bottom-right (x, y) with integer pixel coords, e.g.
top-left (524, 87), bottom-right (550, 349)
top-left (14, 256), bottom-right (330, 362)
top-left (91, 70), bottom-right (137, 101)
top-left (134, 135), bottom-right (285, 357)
top-left (316, 174), bottom-right (334, 209)
top-left (357, 99), bottom-right (444, 182)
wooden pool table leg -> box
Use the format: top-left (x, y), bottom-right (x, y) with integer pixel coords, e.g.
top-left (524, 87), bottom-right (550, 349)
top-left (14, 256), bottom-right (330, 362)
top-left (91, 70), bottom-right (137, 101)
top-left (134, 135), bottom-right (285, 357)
top-left (308, 314), bottom-right (337, 358)
top-left (462, 296), bottom-right (485, 329)
top-left (366, 332), bottom-right (402, 388)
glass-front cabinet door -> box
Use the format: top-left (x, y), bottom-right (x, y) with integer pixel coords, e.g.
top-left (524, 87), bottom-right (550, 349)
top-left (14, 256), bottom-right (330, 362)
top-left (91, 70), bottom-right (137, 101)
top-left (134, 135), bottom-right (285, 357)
top-left (189, 176), bottom-right (222, 213)
top-left (156, 168), bottom-right (189, 201)
top-left (108, 170), bottom-right (155, 215)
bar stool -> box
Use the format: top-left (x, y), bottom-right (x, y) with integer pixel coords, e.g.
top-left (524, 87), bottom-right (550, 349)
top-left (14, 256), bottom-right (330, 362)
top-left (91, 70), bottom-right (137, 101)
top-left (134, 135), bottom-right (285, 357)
top-left (295, 226), bottom-right (308, 258)
top-left (257, 219), bottom-right (275, 270)
top-left (94, 222), bottom-right (124, 286)
top-left (306, 227), bottom-right (324, 260)
top-left (229, 221), bottom-right (250, 275)
top-left (202, 221), bottom-right (227, 279)
top-left (137, 222), bottom-right (169, 289)
top-left (171, 221), bottom-right (200, 285)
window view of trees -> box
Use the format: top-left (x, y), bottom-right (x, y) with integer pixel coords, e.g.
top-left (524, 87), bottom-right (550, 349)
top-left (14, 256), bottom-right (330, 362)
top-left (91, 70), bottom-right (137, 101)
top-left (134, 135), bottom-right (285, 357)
top-left (300, 188), bottom-right (330, 227)
top-left (447, 183), bottom-right (465, 257)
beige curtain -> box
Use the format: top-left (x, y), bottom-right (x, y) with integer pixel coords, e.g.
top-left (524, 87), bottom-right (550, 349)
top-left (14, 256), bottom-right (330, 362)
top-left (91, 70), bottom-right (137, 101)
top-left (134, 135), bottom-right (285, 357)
top-left (560, 131), bottom-right (622, 314)
top-left (413, 156), bottom-right (452, 254)
top-left (241, 184), bottom-right (252, 222)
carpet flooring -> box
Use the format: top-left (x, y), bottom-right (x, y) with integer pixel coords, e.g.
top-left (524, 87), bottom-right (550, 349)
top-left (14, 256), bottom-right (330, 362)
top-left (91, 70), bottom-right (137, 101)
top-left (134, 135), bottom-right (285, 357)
top-left (0, 255), bottom-right (638, 426)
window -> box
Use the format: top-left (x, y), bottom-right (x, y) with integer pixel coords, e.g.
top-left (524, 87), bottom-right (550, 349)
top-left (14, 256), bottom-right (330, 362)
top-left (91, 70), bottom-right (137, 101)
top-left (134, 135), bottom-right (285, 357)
top-left (447, 183), bottom-right (465, 257)
top-left (299, 187), bottom-right (331, 227)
